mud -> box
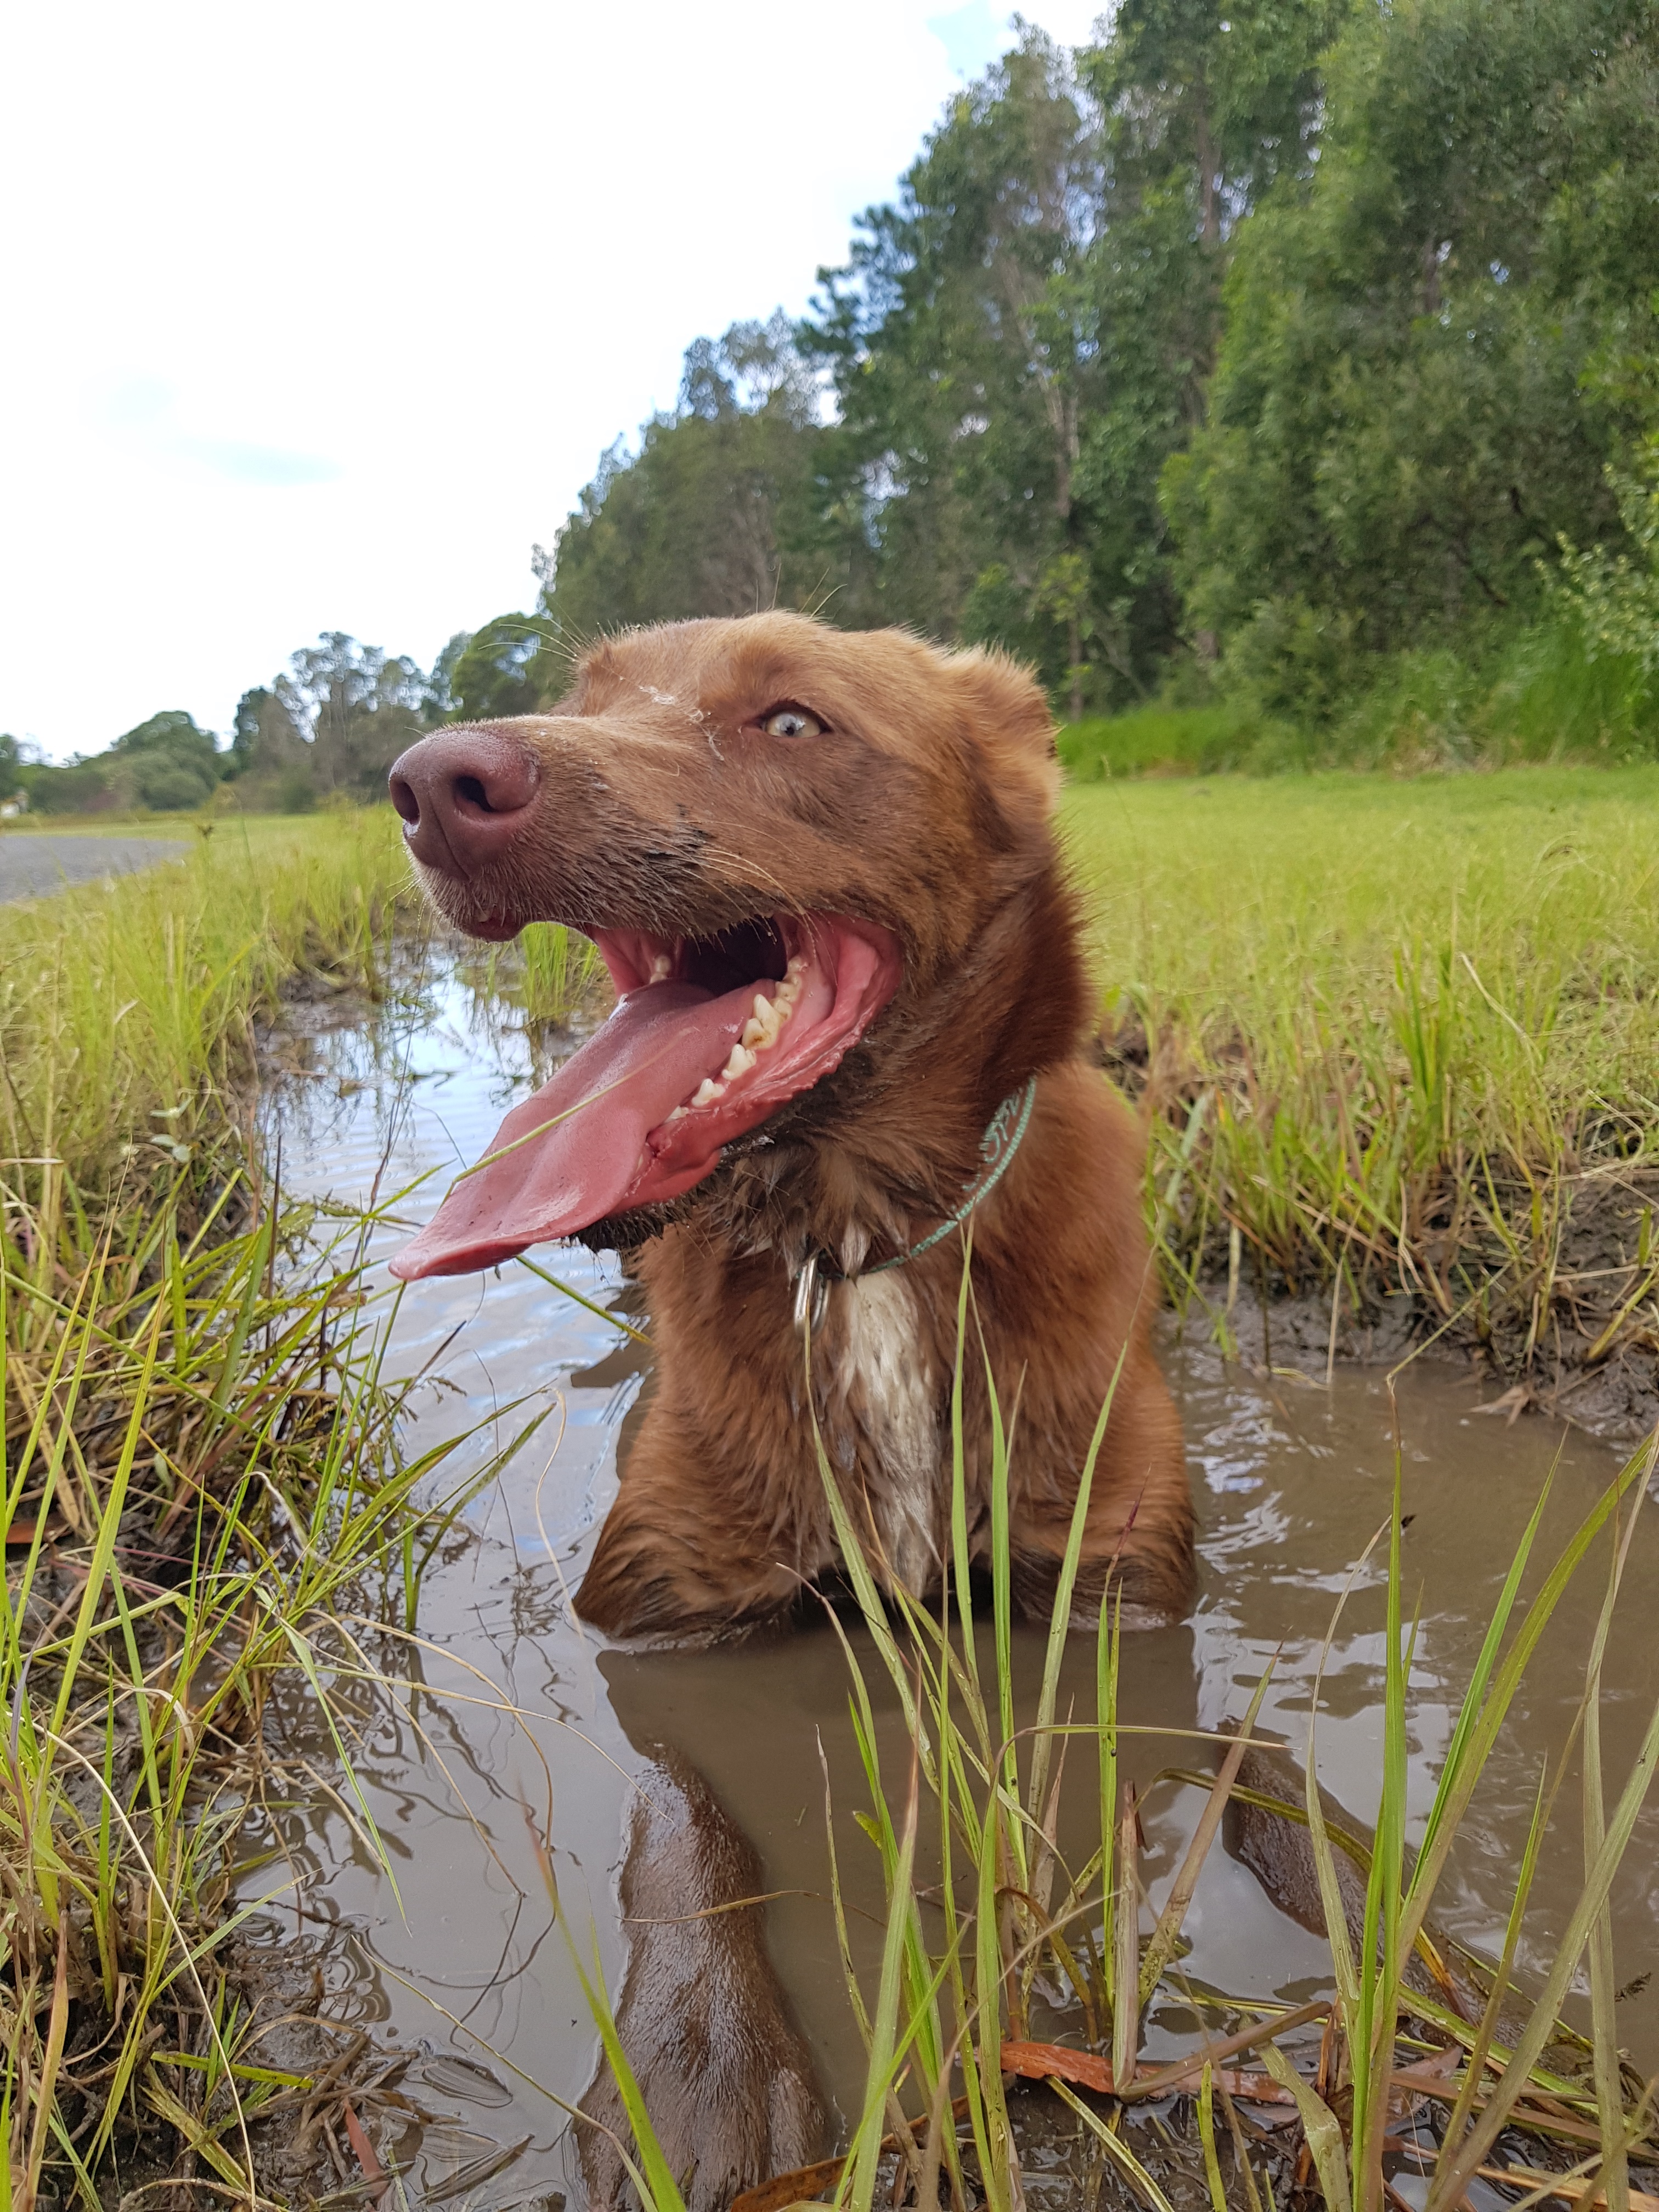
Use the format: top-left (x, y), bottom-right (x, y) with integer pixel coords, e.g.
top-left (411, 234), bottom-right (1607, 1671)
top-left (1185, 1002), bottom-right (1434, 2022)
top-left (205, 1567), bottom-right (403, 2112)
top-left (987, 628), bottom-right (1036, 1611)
top-left (242, 944), bottom-right (1659, 2210)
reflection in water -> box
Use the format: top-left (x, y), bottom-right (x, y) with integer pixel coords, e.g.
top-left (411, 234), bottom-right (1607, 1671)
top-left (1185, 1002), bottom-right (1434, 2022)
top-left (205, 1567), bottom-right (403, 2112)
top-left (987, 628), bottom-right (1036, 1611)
top-left (256, 950), bottom-right (1659, 2209)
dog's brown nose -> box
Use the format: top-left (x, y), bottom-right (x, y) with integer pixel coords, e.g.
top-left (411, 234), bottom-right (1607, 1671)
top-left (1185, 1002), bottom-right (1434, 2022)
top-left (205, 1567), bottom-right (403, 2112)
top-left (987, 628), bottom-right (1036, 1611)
top-left (388, 730), bottom-right (539, 877)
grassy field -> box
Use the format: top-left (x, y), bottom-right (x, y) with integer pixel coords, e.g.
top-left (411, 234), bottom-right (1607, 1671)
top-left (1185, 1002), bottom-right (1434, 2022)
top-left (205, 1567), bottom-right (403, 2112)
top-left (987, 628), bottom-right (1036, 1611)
top-left (4, 768), bottom-right (1657, 2202)
top-left (0, 810), bottom-right (452, 2202)
top-left (1061, 768), bottom-right (1659, 1403)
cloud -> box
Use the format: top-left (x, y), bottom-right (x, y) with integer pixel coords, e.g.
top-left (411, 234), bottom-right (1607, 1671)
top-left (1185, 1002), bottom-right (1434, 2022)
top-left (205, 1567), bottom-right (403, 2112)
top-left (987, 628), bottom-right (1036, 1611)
top-left (175, 438), bottom-right (342, 487)
top-left (4, 0), bottom-right (1101, 760)
top-left (104, 377), bottom-right (342, 488)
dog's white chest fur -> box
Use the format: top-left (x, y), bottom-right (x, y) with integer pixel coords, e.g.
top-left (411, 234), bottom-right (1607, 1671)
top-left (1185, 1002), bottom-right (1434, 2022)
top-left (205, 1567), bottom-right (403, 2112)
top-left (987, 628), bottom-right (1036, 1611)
top-left (831, 1272), bottom-right (940, 1593)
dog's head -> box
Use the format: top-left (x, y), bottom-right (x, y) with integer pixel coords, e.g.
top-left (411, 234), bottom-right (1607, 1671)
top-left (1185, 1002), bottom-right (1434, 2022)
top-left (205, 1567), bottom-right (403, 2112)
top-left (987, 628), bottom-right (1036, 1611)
top-left (387, 612), bottom-right (1070, 1278)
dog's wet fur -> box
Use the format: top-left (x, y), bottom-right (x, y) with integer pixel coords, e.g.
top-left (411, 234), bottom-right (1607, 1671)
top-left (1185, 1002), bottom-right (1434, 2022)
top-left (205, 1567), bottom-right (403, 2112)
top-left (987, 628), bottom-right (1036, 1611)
top-left (392, 611), bottom-right (1195, 2206)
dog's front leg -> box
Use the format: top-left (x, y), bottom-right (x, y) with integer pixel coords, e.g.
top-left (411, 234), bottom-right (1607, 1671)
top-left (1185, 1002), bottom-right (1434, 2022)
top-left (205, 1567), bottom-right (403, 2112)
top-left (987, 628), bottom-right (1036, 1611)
top-left (576, 1406), bottom-right (825, 1641)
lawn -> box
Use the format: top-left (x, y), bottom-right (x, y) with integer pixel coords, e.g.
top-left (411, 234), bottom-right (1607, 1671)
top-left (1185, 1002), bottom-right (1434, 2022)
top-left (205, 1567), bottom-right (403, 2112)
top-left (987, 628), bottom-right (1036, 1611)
top-left (1061, 767), bottom-right (1659, 1394)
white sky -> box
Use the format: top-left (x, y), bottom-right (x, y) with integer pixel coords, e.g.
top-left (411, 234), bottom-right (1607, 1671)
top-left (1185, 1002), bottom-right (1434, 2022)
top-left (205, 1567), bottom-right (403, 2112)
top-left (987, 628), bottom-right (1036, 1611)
top-left (1, 0), bottom-right (1104, 760)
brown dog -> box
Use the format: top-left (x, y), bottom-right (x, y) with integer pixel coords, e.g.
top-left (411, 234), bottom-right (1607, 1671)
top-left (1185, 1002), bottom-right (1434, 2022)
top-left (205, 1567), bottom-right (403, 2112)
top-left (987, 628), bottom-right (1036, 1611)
top-left (388, 611), bottom-right (1192, 1638)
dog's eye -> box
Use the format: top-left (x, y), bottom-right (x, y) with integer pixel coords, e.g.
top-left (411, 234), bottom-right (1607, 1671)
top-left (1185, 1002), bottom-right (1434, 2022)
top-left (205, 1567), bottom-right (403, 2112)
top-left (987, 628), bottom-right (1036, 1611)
top-left (756, 703), bottom-right (826, 740)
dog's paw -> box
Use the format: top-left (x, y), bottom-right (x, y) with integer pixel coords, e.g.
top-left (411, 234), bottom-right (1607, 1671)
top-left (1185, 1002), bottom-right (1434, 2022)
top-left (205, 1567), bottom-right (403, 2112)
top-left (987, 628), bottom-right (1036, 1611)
top-left (577, 1752), bottom-right (825, 2212)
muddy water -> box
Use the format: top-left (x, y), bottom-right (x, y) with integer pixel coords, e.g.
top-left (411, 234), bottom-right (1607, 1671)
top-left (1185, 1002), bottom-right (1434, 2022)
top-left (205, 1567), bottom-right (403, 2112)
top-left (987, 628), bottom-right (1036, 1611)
top-left (261, 957), bottom-right (1659, 2211)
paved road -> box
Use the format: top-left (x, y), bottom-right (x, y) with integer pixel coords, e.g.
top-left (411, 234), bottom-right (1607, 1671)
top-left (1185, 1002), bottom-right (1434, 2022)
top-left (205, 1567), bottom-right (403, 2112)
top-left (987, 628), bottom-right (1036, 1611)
top-left (0, 833), bottom-right (186, 904)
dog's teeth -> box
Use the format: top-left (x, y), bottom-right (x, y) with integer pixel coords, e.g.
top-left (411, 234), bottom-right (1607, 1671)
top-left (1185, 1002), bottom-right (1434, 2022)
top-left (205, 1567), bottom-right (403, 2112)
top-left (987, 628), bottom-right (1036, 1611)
top-left (691, 1077), bottom-right (724, 1108)
top-left (666, 1104), bottom-right (687, 1121)
top-left (722, 1043), bottom-right (757, 1081)
top-left (647, 953), bottom-right (673, 984)
top-left (740, 980), bottom-right (800, 1054)
top-left (742, 994), bottom-right (781, 1050)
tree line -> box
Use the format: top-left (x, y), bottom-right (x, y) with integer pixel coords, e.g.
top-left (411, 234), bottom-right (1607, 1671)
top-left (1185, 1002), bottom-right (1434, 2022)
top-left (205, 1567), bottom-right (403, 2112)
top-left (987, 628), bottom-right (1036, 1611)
top-left (7, 0), bottom-right (1656, 811)
top-left (478, 0), bottom-right (1659, 757)
top-left (1, 634), bottom-right (467, 815)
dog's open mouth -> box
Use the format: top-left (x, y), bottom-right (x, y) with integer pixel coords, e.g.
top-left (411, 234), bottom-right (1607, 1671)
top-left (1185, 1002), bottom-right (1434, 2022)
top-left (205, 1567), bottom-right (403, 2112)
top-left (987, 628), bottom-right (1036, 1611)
top-left (389, 913), bottom-right (902, 1279)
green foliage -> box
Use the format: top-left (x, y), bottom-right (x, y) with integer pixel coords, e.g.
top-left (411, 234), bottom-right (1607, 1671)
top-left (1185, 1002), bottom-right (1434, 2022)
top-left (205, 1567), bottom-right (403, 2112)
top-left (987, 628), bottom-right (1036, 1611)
top-left (1553, 431), bottom-right (1659, 679)
top-left (230, 633), bottom-right (462, 810)
top-left (517, 0), bottom-right (1655, 751)
top-left (274, 633), bottom-right (431, 800)
top-left (449, 611), bottom-right (561, 721)
top-left (108, 710), bottom-right (221, 809)
top-left (1166, 0), bottom-right (1659, 717)
top-left (20, 711), bottom-right (226, 814)
top-left (529, 19), bottom-right (1345, 710)
top-left (538, 313), bottom-right (838, 649)
top-left (1059, 701), bottom-right (1290, 777)
top-left (22, 0), bottom-right (1650, 767)
top-left (1065, 618), bottom-right (1659, 775)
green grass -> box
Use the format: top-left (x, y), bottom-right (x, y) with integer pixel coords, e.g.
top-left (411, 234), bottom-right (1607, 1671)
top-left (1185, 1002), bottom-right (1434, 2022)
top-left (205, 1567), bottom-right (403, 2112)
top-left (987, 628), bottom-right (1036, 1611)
top-left (1060, 628), bottom-right (1658, 781)
top-left (7, 775), bottom-right (1658, 2202)
top-left (0, 812), bottom-right (410, 1196)
top-left (0, 810), bottom-right (527, 2202)
top-left (1059, 768), bottom-right (1659, 1364)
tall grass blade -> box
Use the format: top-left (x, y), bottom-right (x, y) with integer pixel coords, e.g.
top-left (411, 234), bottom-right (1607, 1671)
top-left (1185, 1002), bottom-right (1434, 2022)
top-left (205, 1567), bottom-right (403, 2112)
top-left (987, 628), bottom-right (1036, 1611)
top-left (1049, 2079), bottom-right (1175, 2212)
top-left (844, 1747), bottom-right (922, 2212)
top-left (1262, 2044), bottom-right (1352, 2212)
top-left (1425, 1668), bottom-right (1659, 2212)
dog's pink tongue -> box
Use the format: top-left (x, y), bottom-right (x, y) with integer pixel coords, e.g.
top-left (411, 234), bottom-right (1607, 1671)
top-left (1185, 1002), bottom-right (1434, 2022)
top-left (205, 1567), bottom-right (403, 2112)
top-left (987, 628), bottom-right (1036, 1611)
top-left (388, 982), bottom-right (749, 1279)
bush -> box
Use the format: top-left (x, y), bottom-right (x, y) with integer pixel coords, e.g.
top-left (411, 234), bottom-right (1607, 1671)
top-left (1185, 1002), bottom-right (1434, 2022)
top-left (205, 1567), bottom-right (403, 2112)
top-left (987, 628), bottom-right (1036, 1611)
top-left (132, 759), bottom-right (214, 811)
top-left (1058, 701), bottom-right (1301, 778)
top-left (1061, 622), bottom-right (1659, 778)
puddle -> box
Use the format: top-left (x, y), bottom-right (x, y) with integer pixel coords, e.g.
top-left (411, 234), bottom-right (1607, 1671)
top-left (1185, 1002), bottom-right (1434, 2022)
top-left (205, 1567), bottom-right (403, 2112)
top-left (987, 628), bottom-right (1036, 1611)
top-left (258, 949), bottom-right (1659, 2209)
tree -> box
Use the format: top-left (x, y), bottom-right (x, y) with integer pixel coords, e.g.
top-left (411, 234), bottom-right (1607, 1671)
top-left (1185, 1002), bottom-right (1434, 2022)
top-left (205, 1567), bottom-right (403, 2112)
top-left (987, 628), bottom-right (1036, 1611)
top-left (1553, 433), bottom-right (1659, 680)
top-left (275, 634), bottom-right (430, 798)
top-left (107, 710), bottom-right (223, 810)
top-left (803, 11), bottom-right (1343, 708)
top-left (229, 686), bottom-right (318, 809)
top-left (449, 614), bottom-right (558, 722)
top-left (537, 314), bottom-right (838, 647)
top-left (809, 34), bottom-right (1112, 694)
top-left (425, 631), bottom-right (473, 724)
top-left (1163, 0), bottom-right (1659, 711)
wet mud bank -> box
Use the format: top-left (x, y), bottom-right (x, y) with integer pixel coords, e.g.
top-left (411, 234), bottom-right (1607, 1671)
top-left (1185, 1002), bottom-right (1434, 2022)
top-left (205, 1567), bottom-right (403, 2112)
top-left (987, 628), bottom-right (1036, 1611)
top-left (234, 947), bottom-right (1658, 2210)
top-left (1192, 1222), bottom-right (1659, 1452)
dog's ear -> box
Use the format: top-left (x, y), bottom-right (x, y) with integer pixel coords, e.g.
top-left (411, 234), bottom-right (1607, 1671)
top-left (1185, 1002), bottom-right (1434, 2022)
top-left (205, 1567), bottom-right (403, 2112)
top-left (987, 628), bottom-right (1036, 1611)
top-left (949, 647), bottom-right (1062, 826)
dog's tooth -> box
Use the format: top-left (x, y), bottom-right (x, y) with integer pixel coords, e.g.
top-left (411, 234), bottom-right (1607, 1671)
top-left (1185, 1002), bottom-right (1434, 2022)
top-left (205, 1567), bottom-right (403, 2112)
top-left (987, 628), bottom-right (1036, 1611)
top-left (647, 953), bottom-right (673, 984)
top-left (740, 1015), bottom-right (766, 1049)
top-left (666, 1104), bottom-right (687, 1121)
top-left (691, 1077), bottom-right (724, 1108)
top-left (722, 1043), bottom-right (757, 1080)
